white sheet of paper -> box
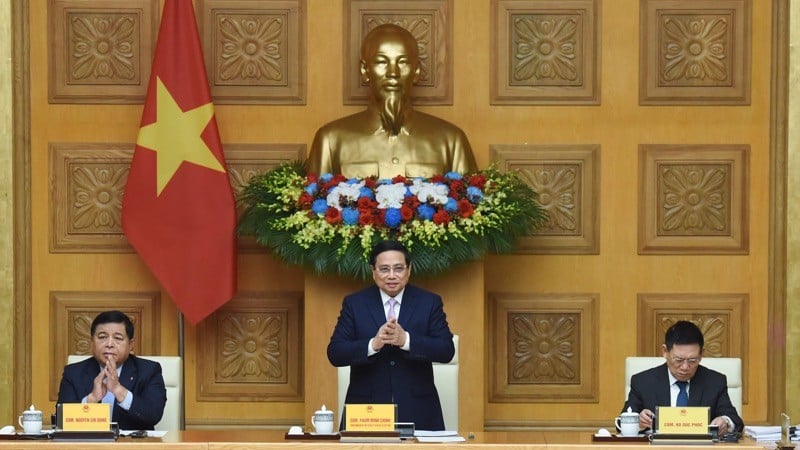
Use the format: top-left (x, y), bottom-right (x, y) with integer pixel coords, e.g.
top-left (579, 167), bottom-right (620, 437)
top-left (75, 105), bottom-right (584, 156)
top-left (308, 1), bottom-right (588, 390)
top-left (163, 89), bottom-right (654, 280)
top-left (416, 435), bottom-right (466, 442)
top-left (414, 430), bottom-right (458, 437)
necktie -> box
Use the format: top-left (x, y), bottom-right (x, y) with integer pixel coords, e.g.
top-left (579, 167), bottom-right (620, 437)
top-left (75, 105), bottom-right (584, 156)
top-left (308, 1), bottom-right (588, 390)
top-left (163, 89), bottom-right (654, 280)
top-left (676, 381), bottom-right (689, 406)
top-left (387, 298), bottom-right (397, 321)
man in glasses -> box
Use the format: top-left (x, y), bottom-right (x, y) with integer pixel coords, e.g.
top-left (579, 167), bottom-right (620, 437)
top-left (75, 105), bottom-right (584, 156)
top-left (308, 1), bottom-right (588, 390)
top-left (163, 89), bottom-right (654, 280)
top-left (328, 240), bottom-right (455, 431)
top-left (622, 320), bottom-right (743, 434)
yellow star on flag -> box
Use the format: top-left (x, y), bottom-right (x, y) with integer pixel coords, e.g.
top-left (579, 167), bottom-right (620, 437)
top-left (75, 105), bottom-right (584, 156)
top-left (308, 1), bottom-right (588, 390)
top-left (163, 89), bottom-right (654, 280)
top-left (137, 76), bottom-right (226, 195)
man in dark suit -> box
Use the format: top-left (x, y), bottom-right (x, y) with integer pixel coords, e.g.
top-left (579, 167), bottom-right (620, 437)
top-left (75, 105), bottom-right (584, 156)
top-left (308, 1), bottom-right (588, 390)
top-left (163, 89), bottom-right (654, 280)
top-left (328, 240), bottom-right (455, 431)
top-left (622, 320), bottom-right (743, 434)
top-left (57, 310), bottom-right (166, 430)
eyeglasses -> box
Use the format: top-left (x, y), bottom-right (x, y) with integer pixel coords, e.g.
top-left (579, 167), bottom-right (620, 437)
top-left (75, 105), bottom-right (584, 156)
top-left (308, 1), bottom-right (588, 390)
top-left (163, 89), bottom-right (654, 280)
top-left (375, 265), bottom-right (408, 276)
top-left (669, 356), bottom-right (700, 366)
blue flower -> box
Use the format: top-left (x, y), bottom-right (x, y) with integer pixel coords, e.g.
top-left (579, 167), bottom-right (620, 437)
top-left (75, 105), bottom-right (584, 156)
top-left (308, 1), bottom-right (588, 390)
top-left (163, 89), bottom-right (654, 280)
top-left (444, 198), bottom-right (458, 213)
top-left (304, 184), bottom-right (318, 195)
top-left (417, 204), bottom-right (435, 220)
top-left (359, 186), bottom-right (374, 199)
top-left (467, 186), bottom-right (483, 202)
top-left (319, 173), bottom-right (333, 183)
top-left (445, 172), bottom-right (462, 180)
top-left (312, 199), bottom-right (328, 215)
top-left (384, 208), bottom-right (402, 228)
top-left (342, 207), bottom-right (359, 225)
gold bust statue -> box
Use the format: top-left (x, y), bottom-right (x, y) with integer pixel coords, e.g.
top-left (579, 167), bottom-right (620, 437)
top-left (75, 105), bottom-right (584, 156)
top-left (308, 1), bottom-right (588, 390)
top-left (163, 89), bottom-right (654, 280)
top-left (307, 24), bottom-right (478, 178)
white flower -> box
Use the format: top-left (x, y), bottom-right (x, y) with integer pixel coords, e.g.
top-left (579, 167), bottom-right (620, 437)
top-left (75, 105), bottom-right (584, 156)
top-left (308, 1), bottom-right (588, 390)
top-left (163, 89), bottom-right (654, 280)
top-left (375, 183), bottom-right (407, 208)
top-left (326, 181), bottom-right (364, 210)
top-left (409, 179), bottom-right (449, 205)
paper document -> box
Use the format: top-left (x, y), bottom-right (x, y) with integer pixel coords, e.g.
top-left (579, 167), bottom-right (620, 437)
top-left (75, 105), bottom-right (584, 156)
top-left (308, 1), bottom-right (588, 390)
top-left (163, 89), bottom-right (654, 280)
top-left (415, 430), bottom-right (458, 437)
top-left (416, 435), bottom-right (466, 442)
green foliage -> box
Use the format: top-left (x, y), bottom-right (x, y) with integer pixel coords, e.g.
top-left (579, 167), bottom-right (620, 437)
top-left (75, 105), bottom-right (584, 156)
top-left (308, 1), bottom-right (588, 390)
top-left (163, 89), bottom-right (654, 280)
top-left (237, 162), bottom-right (547, 281)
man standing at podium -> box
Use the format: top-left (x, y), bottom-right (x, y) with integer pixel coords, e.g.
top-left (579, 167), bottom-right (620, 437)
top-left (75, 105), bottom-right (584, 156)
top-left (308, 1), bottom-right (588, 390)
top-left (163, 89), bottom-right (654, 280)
top-left (622, 320), bottom-right (743, 434)
top-left (327, 240), bottom-right (455, 431)
top-left (57, 310), bottom-right (166, 430)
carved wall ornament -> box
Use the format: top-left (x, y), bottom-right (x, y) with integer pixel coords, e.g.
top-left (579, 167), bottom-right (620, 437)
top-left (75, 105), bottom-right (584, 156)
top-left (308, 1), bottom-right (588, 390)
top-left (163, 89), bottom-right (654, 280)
top-left (50, 143), bottom-right (134, 253)
top-left (198, 0), bottom-right (306, 104)
top-left (491, 144), bottom-right (600, 254)
top-left (196, 293), bottom-right (303, 401)
top-left (488, 293), bottom-right (598, 402)
top-left (509, 313), bottom-right (578, 384)
top-left (219, 312), bottom-right (285, 382)
top-left (491, 0), bottom-right (599, 104)
top-left (638, 144), bottom-right (749, 254)
top-left (48, 0), bottom-right (158, 103)
top-left (639, 0), bottom-right (751, 105)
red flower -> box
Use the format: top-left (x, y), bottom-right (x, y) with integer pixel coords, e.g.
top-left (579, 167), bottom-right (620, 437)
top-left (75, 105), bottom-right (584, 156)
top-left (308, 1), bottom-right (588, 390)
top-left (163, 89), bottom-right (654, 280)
top-left (430, 174), bottom-right (446, 184)
top-left (363, 178), bottom-right (378, 189)
top-left (449, 180), bottom-right (466, 199)
top-left (298, 192), bottom-right (314, 209)
top-left (458, 199), bottom-right (474, 218)
top-left (403, 196), bottom-right (420, 210)
top-left (359, 211), bottom-right (375, 226)
top-left (468, 174), bottom-right (487, 190)
top-left (391, 175), bottom-right (408, 184)
top-left (306, 174), bottom-right (319, 184)
top-left (400, 205), bottom-right (415, 222)
top-left (357, 196), bottom-right (377, 211)
top-left (324, 207), bottom-right (342, 224)
top-left (433, 209), bottom-right (451, 225)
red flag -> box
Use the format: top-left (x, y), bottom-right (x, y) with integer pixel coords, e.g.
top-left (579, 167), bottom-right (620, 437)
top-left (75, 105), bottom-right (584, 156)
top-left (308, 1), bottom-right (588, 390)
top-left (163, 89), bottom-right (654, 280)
top-left (122, 0), bottom-right (236, 324)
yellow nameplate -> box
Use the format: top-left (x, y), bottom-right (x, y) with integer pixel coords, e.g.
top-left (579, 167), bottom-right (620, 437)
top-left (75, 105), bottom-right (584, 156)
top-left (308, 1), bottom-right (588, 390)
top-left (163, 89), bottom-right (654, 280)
top-left (62, 403), bottom-right (112, 431)
top-left (345, 404), bottom-right (395, 431)
top-left (658, 406), bottom-right (709, 434)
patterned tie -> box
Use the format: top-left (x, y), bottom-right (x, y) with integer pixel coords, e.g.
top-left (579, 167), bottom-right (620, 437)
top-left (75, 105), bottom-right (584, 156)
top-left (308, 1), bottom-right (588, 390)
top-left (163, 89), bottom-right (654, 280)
top-left (676, 381), bottom-right (689, 406)
top-left (387, 298), bottom-right (397, 321)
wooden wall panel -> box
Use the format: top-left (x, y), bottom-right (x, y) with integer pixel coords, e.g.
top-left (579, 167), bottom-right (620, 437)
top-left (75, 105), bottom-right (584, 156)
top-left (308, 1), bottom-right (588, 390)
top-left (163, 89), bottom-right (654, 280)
top-left (488, 293), bottom-right (598, 403)
top-left (490, 0), bottom-right (600, 104)
top-left (198, 0), bottom-right (306, 104)
top-left (491, 144), bottom-right (600, 254)
top-left (196, 292), bottom-right (303, 402)
top-left (639, 0), bottom-right (751, 105)
top-left (21, 0), bottom-right (774, 430)
top-left (638, 144), bottom-right (749, 254)
top-left (47, 0), bottom-right (159, 103)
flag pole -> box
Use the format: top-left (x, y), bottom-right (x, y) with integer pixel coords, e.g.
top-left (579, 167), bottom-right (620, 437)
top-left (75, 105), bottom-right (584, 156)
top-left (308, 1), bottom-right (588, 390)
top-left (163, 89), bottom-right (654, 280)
top-left (178, 310), bottom-right (185, 430)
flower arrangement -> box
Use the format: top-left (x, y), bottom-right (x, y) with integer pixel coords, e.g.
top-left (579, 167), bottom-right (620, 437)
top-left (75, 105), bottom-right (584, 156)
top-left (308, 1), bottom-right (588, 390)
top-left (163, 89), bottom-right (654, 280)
top-left (237, 161), bottom-right (547, 280)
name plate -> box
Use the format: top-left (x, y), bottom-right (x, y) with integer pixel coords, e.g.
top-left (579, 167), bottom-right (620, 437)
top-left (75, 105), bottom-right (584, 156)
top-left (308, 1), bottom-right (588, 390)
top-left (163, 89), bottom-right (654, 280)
top-left (61, 403), bottom-right (111, 431)
top-left (345, 404), bottom-right (395, 431)
top-left (657, 406), bottom-right (709, 434)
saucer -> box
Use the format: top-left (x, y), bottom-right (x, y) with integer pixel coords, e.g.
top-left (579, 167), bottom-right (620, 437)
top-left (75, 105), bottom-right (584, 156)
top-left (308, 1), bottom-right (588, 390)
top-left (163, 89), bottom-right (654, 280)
top-left (310, 432), bottom-right (338, 436)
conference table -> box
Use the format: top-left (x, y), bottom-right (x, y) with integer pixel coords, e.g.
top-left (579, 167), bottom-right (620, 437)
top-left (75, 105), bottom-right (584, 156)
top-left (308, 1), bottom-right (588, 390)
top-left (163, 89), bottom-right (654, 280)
top-left (0, 430), bottom-right (777, 449)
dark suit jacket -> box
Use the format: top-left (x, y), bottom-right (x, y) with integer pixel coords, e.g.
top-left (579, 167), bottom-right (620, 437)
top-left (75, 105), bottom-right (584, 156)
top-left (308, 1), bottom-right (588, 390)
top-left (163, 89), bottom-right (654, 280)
top-left (57, 355), bottom-right (167, 430)
top-left (327, 284), bottom-right (455, 431)
top-left (622, 363), bottom-right (744, 432)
